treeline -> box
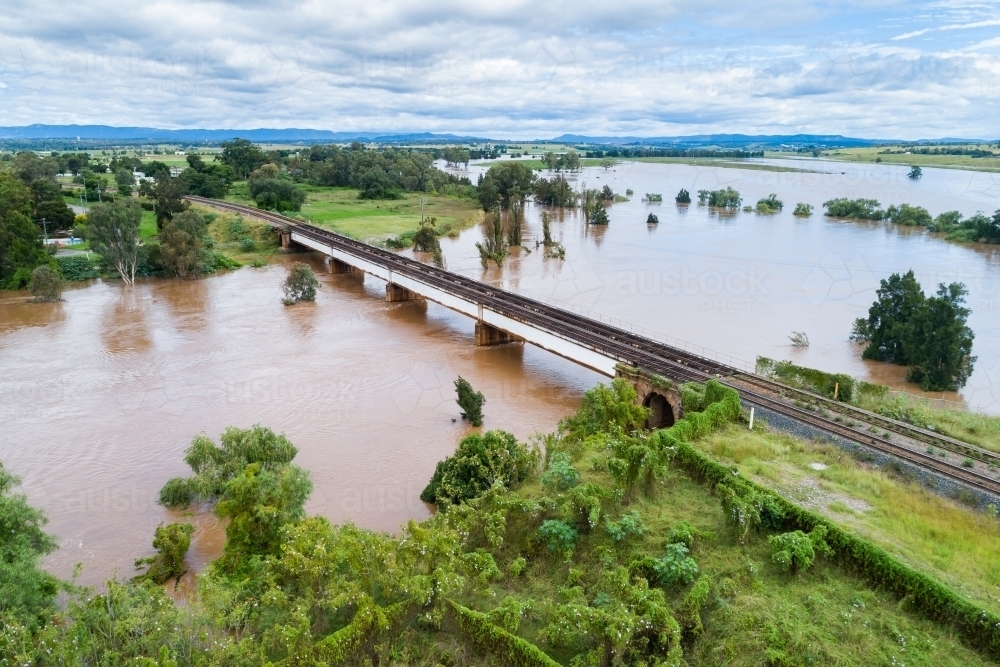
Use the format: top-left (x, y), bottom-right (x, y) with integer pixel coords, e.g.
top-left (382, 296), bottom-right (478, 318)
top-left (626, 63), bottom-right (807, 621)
top-left (823, 198), bottom-right (1000, 244)
top-left (584, 148), bottom-right (764, 158)
top-left (273, 143), bottom-right (474, 199)
top-left (878, 147), bottom-right (999, 158)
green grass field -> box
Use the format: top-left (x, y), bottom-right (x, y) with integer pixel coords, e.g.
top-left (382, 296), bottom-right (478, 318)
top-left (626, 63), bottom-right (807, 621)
top-left (696, 423), bottom-right (1000, 616)
top-left (804, 145), bottom-right (1000, 172)
top-left (227, 183), bottom-right (482, 240)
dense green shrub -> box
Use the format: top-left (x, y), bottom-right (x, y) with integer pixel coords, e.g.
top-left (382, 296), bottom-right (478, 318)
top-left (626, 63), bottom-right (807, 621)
top-left (55, 255), bottom-right (99, 281)
top-left (674, 188), bottom-right (691, 203)
top-left (823, 198), bottom-right (885, 219)
top-left (697, 187), bottom-right (742, 208)
top-left (540, 452), bottom-right (580, 491)
top-left (133, 522), bottom-right (195, 584)
top-left (756, 356), bottom-right (856, 401)
top-left (769, 525), bottom-right (831, 574)
top-left (793, 202), bottom-right (813, 216)
top-left (604, 510), bottom-right (647, 543)
top-left (420, 430), bottom-right (537, 507)
top-left (755, 193), bottom-right (783, 213)
top-left (536, 519), bottom-right (578, 557)
top-left (449, 599), bottom-right (561, 667)
top-left (886, 203), bottom-right (932, 227)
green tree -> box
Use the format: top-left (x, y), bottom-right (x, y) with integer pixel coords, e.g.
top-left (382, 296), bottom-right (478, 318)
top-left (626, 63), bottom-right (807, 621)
top-left (859, 270), bottom-right (924, 363)
top-left (248, 164), bottom-right (306, 210)
top-left (27, 265), bottom-right (62, 301)
top-left (219, 138), bottom-right (268, 179)
top-left (908, 165), bottom-right (923, 179)
top-left (476, 162), bottom-right (535, 211)
top-left (153, 175), bottom-right (188, 230)
top-left (114, 169), bottom-right (134, 197)
top-left (0, 174), bottom-right (50, 289)
top-left (215, 462), bottom-right (313, 572)
top-left (159, 210), bottom-right (207, 278)
top-left (455, 375), bottom-right (486, 425)
top-left (282, 262), bottom-right (319, 304)
top-left (87, 198), bottom-right (143, 285)
top-left (0, 462), bottom-right (59, 627)
top-left (675, 188), bottom-right (691, 204)
top-left (902, 282), bottom-right (976, 391)
top-left (588, 203), bottom-right (610, 225)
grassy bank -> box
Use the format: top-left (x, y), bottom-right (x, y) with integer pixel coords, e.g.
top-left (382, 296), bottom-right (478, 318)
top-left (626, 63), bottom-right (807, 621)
top-left (807, 146), bottom-right (1000, 172)
top-left (696, 423), bottom-right (1000, 616)
top-left (226, 182), bottom-right (481, 241)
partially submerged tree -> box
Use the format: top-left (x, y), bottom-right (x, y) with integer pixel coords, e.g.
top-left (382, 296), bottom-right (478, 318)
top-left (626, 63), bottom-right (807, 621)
top-left (282, 262), bottom-right (319, 305)
top-left (455, 375), bottom-right (485, 426)
top-left (87, 198), bottom-right (142, 285)
top-left (28, 265), bottom-right (62, 302)
top-left (133, 523), bottom-right (195, 585)
top-left (675, 188), bottom-right (691, 204)
top-left (159, 210), bottom-right (207, 279)
top-left (853, 271), bottom-right (976, 390)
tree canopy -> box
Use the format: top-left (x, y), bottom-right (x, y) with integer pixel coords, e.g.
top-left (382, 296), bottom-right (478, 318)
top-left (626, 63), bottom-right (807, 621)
top-left (476, 162), bottom-right (536, 211)
top-left (853, 271), bottom-right (975, 390)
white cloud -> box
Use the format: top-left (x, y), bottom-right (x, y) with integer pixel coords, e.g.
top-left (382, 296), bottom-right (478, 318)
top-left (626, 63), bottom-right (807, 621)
top-left (0, 0), bottom-right (996, 137)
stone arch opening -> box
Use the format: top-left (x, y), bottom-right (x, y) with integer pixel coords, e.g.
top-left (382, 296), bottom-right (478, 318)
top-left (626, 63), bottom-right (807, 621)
top-left (643, 392), bottom-right (675, 429)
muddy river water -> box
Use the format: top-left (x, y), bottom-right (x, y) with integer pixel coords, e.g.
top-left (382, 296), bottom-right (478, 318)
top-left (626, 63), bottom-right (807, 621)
top-left (1, 158), bottom-right (998, 584)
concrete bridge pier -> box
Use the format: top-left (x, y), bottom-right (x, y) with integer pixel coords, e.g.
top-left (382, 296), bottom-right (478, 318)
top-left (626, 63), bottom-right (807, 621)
top-left (328, 257), bottom-right (355, 274)
top-left (386, 283), bottom-right (422, 302)
top-left (616, 365), bottom-right (681, 430)
top-left (475, 321), bottom-right (523, 346)
top-left (278, 229), bottom-right (307, 252)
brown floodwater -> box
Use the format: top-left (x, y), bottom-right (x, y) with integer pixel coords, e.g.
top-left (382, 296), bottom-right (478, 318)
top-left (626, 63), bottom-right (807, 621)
top-left (441, 158), bottom-right (1000, 411)
top-left (0, 258), bottom-right (598, 585)
top-left (2, 158), bottom-right (999, 586)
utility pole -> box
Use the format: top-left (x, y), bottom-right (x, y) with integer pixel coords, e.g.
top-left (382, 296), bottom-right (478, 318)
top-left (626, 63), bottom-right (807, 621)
top-left (39, 218), bottom-right (49, 244)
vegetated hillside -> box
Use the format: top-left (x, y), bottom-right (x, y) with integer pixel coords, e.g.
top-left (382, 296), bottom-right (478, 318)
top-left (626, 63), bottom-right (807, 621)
top-left (3, 381), bottom-right (998, 666)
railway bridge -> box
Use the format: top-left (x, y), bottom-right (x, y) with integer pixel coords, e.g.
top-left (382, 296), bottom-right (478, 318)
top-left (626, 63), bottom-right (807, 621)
top-left (185, 196), bottom-right (1000, 504)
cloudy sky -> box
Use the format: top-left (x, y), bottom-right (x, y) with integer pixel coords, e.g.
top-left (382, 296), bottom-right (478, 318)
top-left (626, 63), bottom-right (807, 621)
top-left (0, 0), bottom-right (998, 138)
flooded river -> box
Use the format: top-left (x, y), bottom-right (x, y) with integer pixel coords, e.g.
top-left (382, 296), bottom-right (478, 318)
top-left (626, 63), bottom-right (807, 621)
top-left (1, 158), bottom-right (998, 584)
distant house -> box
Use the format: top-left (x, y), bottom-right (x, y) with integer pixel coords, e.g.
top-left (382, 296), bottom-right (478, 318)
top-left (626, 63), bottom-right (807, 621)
top-left (133, 171), bottom-right (154, 183)
top-left (169, 167), bottom-right (184, 178)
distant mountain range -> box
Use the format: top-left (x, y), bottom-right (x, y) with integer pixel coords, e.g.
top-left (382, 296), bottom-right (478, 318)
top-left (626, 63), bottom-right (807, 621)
top-left (0, 125), bottom-right (489, 143)
top-left (0, 125), bottom-right (991, 146)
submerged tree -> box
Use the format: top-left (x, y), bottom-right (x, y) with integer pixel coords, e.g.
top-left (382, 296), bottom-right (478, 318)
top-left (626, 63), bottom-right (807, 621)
top-left (588, 203), bottom-right (610, 225)
top-left (476, 208), bottom-right (506, 268)
top-left (159, 210), bottom-right (207, 279)
top-left (675, 188), bottom-right (691, 204)
top-left (87, 198), bottom-right (142, 285)
top-left (455, 375), bottom-right (485, 426)
top-left (27, 265), bottom-right (62, 302)
top-left (133, 523), bottom-right (195, 585)
top-left (853, 271), bottom-right (975, 391)
top-left (908, 165), bottom-right (923, 179)
top-left (282, 262), bottom-right (319, 305)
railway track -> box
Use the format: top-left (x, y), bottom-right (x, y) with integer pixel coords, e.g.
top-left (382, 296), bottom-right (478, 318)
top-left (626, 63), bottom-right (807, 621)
top-left (187, 196), bottom-right (1000, 498)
